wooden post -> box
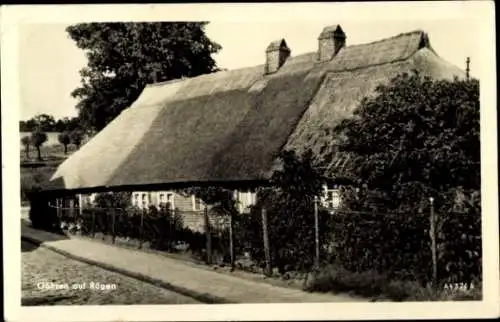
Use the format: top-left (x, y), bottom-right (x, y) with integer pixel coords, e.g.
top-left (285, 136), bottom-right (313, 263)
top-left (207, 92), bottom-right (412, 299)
top-left (111, 208), bottom-right (116, 244)
top-left (314, 196), bottom-right (320, 269)
top-left (56, 198), bottom-right (62, 220)
top-left (429, 197), bottom-right (438, 287)
top-left (205, 207), bottom-right (212, 265)
top-left (261, 207), bottom-right (272, 276)
top-left (91, 210), bottom-right (96, 237)
top-left (229, 211), bottom-right (235, 269)
top-left (69, 198), bottom-right (75, 221)
top-left (78, 194), bottom-right (83, 217)
top-left (138, 209), bottom-right (145, 249)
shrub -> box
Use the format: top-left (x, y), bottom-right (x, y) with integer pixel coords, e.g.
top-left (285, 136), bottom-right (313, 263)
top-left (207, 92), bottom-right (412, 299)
top-left (328, 209), bottom-right (431, 283)
top-left (233, 150), bottom-right (328, 274)
top-left (28, 192), bottom-right (61, 233)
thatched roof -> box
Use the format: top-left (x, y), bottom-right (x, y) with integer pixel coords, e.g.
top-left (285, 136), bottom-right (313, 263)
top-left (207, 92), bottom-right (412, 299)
top-left (48, 29), bottom-right (465, 192)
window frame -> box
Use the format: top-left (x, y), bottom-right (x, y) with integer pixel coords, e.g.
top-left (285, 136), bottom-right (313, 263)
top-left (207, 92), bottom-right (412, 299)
top-left (321, 185), bottom-right (341, 210)
top-left (191, 195), bottom-right (203, 211)
top-left (158, 191), bottom-right (175, 210)
top-left (141, 192), bottom-right (149, 209)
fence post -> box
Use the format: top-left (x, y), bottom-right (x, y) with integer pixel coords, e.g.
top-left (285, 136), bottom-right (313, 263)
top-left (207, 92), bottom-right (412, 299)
top-left (111, 208), bottom-right (116, 244)
top-left (69, 198), bottom-right (75, 221)
top-left (261, 207), bottom-right (272, 276)
top-left (56, 198), bottom-right (62, 221)
top-left (314, 196), bottom-right (320, 269)
top-left (205, 206), bottom-right (212, 265)
top-left (91, 210), bottom-right (96, 238)
top-left (429, 197), bottom-right (438, 287)
top-left (138, 209), bottom-right (145, 249)
top-left (167, 209), bottom-right (172, 252)
top-left (229, 211), bottom-right (235, 270)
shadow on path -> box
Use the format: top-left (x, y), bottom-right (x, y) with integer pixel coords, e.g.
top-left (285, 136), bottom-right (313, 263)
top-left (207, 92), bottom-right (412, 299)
top-left (22, 295), bottom-right (78, 306)
top-left (21, 240), bottom-right (39, 253)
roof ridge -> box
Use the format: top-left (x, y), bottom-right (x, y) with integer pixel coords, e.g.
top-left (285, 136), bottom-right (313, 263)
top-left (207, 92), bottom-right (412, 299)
top-left (343, 29), bottom-right (425, 50)
top-left (145, 64), bottom-right (266, 88)
top-left (145, 29), bottom-right (426, 89)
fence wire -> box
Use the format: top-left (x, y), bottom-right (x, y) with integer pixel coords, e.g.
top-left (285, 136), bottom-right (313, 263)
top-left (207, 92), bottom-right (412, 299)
top-left (45, 198), bottom-right (481, 286)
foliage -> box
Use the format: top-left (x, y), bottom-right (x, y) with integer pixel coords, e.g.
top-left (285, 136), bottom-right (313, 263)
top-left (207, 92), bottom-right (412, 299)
top-left (437, 191), bottom-right (481, 285)
top-left (60, 201), bottom-right (219, 261)
top-left (21, 136), bottom-right (31, 158)
top-left (20, 114), bottom-right (55, 132)
top-left (328, 72), bottom-right (480, 213)
top-left (28, 192), bottom-right (61, 233)
top-left (320, 72), bottom-right (482, 286)
top-left (328, 208), bottom-right (431, 283)
top-left (30, 129), bottom-right (48, 161)
top-left (93, 191), bottom-right (132, 209)
top-left (66, 22), bottom-right (222, 131)
top-left (69, 129), bottom-right (84, 148)
top-left (181, 186), bottom-right (237, 215)
top-left (235, 150), bottom-right (328, 273)
top-left (58, 132), bottom-right (71, 154)
top-left (20, 114), bottom-right (81, 132)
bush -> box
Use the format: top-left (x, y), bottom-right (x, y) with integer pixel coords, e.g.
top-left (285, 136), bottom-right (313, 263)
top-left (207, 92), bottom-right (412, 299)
top-left (329, 209), bottom-right (431, 283)
top-left (28, 192), bottom-right (61, 233)
top-left (327, 187), bottom-right (482, 286)
top-left (75, 195), bottom-right (213, 260)
top-left (233, 150), bottom-right (327, 274)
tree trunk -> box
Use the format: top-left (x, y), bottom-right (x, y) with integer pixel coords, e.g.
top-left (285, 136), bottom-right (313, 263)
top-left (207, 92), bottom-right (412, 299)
top-left (25, 146), bottom-right (29, 159)
top-left (36, 147), bottom-right (42, 161)
top-left (64, 144), bottom-right (68, 154)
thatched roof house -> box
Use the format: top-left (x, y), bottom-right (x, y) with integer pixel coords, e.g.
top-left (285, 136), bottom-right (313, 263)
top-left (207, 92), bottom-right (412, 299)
top-left (48, 25), bottom-right (465, 193)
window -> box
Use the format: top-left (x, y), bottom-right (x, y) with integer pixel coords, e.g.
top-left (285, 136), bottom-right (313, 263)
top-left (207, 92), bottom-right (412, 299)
top-left (141, 193), bottom-right (149, 209)
top-left (321, 185), bottom-right (341, 210)
top-left (132, 193), bottom-right (140, 207)
top-left (235, 190), bottom-right (257, 213)
top-left (158, 191), bottom-right (174, 210)
top-left (192, 195), bottom-right (203, 211)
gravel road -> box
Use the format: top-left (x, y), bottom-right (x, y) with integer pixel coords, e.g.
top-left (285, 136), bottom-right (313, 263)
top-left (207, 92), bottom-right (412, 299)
top-left (22, 240), bottom-right (201, 305)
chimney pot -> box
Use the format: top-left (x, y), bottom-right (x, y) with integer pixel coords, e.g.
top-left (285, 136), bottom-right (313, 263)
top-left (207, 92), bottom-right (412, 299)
top-left (265, 39), bottom-right (291, 75)
top-left (318, 25), bottom-right (346, 62)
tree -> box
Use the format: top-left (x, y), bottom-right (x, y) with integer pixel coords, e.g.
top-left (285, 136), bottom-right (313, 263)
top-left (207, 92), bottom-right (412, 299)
top-left (33, 114), bottom-right (56, 132)
top-left (58, 132), bottom-right (71, 154)
top-left (30, 130), bottom-right (48, 161)
top-left (70, 130), bottom-right (84, 149)
top-left (325, 72), bottom-right (480, 214)
top-left (21, 136), bottom-right (31, 159)
top-left (67, 22), bottom-right (222, 132)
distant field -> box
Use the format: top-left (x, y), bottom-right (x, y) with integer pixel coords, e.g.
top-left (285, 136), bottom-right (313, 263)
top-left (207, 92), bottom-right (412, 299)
top-left (20, 132), bottom-right (61, 147)
top-left (21, 139), bottom-right (77, 164)
top-left (20, 136), bottom-right (75, 202)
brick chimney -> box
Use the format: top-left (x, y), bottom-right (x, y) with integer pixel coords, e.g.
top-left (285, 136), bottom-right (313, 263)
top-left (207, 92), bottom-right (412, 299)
top-left (265, 39), bottom-right (291, 75)
top-left (318, 25), bottom-right (346, 62)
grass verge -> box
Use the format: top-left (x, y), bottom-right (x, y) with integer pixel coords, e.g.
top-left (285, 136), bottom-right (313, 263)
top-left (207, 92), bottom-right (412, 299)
top-left (303, 264), bottom-right (482, 301)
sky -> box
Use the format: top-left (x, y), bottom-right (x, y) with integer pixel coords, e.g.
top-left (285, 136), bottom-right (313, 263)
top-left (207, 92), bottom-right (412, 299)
top-left (18, 17), bottom-right (482, 121)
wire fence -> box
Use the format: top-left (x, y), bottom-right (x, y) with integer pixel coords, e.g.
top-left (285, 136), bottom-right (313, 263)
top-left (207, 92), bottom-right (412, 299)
top-left (44, 196), bottom-right (481, 288)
